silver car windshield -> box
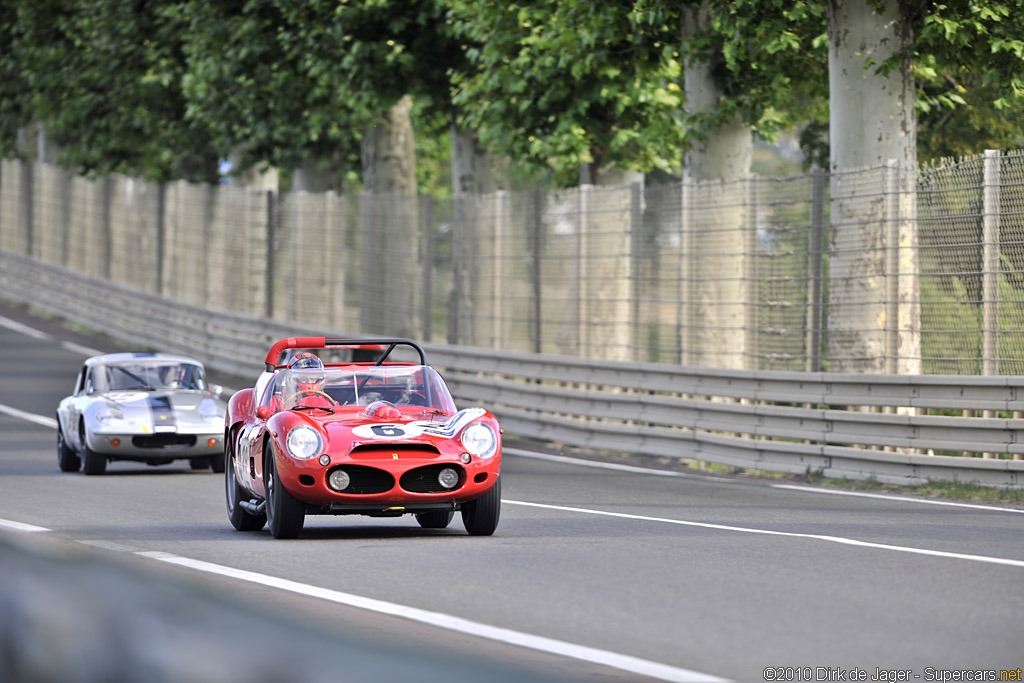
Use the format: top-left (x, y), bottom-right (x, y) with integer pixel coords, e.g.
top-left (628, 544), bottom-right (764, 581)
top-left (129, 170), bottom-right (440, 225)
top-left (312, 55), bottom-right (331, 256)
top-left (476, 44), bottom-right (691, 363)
top-left (91, 362), bottom-right (208, 393)
top-left (264, 365), bottom-right (455, 412)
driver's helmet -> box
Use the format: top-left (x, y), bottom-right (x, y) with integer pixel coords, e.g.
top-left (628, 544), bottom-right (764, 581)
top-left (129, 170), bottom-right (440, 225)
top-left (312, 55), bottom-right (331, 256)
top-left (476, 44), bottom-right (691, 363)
top-left (289, 352), bottom-right (325, 392)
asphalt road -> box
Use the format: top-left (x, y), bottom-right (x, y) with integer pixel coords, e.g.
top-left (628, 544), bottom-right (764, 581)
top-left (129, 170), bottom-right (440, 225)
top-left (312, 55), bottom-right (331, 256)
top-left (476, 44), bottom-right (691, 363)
top-left (1, 300), bottom-right (1022, 682)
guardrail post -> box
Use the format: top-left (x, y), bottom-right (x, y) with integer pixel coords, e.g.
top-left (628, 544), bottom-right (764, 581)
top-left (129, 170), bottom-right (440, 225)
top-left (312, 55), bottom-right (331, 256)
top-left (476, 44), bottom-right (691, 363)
top-left (20, 159), bottom-right (33, 258)
top-left (630, 181), bottom-right (643, 359)
top-left (421, 194), bottom-right (434, 341)
top-left (448, 196), bottom-right (463, 345)
top-left (678, 176), bottom-right (693, 365)
top-left (806, 168), bottom-right (826, 372)
top-left (885, 160), bottom-right (899, 374)
top-left (531, 189), bottom-right (543, 354)
top-left (156, 183), bottom-right (166, 296)
top-left (577, 184), bottom-right (592, 357)
top-left (745, 173), bottom-right (759, 370)
top-left (100, 175), bottom-right (112, 280)
top-left (982, 149), bottom-right (1000, 376)
top-left (265, 190), bottom-right (276, 320)
top-left (981, 150), bottom-right (1001, 458)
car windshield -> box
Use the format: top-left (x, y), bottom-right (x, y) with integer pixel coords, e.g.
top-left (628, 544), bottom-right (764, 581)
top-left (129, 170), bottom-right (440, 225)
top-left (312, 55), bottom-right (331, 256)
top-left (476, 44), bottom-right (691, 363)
top-left (263, 365), bottom-right (456, 413)
top-left (92, 362), bottom-right (208, 393)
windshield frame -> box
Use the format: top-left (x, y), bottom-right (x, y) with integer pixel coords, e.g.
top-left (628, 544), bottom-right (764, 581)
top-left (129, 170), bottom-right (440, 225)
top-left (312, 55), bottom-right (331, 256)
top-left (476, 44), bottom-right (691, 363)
top-left (260, 364), bottom-right (455, 413)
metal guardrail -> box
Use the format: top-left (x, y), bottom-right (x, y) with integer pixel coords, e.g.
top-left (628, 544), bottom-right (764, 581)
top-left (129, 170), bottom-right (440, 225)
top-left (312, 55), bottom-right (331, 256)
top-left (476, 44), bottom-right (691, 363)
top-left (3, 250), bottom-right (1022, 488)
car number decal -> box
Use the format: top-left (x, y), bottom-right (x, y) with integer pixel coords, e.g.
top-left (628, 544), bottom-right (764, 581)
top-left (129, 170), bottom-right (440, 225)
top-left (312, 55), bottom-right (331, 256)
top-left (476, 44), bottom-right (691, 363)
top-left (352, 424), bottom-right (425, 439)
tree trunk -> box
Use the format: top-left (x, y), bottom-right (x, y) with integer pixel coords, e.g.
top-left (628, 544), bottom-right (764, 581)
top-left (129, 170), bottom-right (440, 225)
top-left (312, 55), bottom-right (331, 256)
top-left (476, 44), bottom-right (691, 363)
top-left (359, 95), bottom-right (419, 337)
top-left (361, 95), bottom-right (417, 195)
top-left (450, 125), bottom-right (497, 197)
top-left (827, 0), bottom-right (920, 373)
top-left (682, 0), bottom-right (754, 370)
top-left (290, 158), bottom-right (336, 193)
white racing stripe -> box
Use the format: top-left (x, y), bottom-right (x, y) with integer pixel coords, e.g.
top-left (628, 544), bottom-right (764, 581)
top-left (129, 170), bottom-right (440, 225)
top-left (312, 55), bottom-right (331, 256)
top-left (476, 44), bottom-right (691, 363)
top-left (137, 551), bottom-right (727, 683)
top-left (506, 500), bottom-right (1024, 568)
top-left (0, 403), bottom-right (57, 429)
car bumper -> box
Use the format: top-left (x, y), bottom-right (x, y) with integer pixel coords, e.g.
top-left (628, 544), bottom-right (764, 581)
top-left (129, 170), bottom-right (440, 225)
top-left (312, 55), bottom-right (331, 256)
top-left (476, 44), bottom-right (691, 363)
top-left (87, 429), bottom-right (223, 458)
top-left (275, 450), bottom-right (502, 508)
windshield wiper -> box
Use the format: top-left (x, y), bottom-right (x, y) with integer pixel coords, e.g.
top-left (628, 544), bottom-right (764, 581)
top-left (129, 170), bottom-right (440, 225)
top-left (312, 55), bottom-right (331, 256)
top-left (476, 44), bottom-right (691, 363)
top-left (291, 405), bottom-right (334, 414)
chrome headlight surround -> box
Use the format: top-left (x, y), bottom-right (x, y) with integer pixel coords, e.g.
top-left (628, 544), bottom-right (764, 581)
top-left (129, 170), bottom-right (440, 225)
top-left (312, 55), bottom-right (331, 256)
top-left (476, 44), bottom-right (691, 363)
top-left (460, 422), bottom-right (497, 459)
top-left (94, 404), bottom-right (125, 425)
top-left (286, 425), bottom-right (323, 460)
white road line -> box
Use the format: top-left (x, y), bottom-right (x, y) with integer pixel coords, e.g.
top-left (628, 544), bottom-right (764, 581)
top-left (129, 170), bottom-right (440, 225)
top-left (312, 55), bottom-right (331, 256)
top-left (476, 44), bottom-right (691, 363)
top-left (772, 484), bottom-right (1024, 514)
top-left (0, 313), bottom-right (101, 356)
top-left (137, 551), bottom-right (727, 683)
top-left (508, 449), bottom-right (1024, 515)
top-left (0, 403), bottom-right (57, 429)
top-left (0, 314), bottom-right (52, 340)
top-left (0, 518), bottom-right (50, 532)
top-left (507, 448), bottom-right (707, 478)
top-left (61, 340), bottom-right (104, 356)
top-left (506, 500), bottom-right (1024, 569)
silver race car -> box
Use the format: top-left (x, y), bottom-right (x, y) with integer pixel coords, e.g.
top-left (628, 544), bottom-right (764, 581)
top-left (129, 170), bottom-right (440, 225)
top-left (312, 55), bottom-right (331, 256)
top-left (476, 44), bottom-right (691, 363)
top-left (56, 352), bottom-right (226, 475)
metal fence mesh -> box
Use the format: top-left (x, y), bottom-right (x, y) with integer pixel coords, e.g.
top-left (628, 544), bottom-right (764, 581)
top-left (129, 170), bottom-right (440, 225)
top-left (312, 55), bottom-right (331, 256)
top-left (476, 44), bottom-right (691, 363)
top-left (3, 152), bottom-right (1024, 374)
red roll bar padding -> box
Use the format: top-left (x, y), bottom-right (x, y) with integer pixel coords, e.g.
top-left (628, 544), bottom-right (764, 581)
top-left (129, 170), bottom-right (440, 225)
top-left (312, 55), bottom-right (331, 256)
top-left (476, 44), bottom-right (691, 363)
top-left (264, 337), bottom-right (326, 370)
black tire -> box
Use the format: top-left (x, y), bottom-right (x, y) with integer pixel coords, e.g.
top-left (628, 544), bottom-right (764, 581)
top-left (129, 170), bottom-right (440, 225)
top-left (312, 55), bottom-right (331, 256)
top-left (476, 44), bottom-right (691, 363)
top-left (80, 422), bottom-right (106, 475)
top-left (226, 436), bottom-right (265, 532)
top-left (57, 423), bottom-right (81, 472)
top-left (415, 510), bottom-right (454, 529)
top-left (82, 447), bottom-right (106, 475)
top-left (190, 457), bottom-right (211, 470)
top-left (264, 442), bottom-right (304, 539)
top-left (461, 476), bottom-right (501, 536)
top-left (209, 451), bottom-right (225, 473)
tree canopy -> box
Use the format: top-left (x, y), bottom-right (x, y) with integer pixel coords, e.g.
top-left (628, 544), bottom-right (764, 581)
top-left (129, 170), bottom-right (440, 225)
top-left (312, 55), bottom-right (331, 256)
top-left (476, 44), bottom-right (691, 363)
top-left (1, 0), bottom-right (1022, 188)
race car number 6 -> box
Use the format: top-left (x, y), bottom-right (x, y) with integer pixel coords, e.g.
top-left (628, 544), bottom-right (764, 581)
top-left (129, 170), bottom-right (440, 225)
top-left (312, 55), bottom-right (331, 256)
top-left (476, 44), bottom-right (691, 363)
top-left (764, 668), bottom-right (813, 681)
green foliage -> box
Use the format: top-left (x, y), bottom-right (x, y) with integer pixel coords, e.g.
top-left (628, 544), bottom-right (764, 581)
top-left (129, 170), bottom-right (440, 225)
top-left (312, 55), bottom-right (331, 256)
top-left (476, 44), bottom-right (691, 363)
top-left (2, 0), bottom-right (1023, 189)
top-left (8, 0), bottom-right (218, 181)
top-left (449, 1), bottom-right (687, 185)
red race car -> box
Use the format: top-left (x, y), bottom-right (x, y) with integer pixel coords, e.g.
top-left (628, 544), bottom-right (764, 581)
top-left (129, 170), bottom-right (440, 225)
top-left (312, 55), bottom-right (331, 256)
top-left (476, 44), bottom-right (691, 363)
top-left (224, 337), bottom-right (502, 539)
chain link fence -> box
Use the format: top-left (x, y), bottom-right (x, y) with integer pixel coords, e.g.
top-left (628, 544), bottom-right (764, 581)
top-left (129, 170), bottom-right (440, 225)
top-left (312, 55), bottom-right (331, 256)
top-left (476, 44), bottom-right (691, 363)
top-left (3, 152), bottom-right (1024, 374)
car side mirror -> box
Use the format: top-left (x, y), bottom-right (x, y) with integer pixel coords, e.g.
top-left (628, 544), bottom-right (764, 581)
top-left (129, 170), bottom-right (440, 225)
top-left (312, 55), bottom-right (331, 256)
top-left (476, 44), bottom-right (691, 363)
top-left (210, 384), bottom-right (225, 399)
top-left (257, 406), bottom-right (270, 420)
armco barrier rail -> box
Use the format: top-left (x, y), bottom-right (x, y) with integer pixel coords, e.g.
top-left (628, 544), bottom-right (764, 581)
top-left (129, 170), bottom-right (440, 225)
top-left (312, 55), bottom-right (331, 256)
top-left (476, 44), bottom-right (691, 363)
top-left (3, 249), bottom-right (1022, 488)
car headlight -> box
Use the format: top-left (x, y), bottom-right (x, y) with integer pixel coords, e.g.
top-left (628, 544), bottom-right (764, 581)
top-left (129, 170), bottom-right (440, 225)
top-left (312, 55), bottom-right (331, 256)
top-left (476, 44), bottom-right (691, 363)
top-left (199, 398), bottom-right (222, 420)
top-left (95, 406), bottom-right (125, 425)
top-left (286, 426), bottom-right (323, 460)
top-left (460, 422), bottom-right (497, 459)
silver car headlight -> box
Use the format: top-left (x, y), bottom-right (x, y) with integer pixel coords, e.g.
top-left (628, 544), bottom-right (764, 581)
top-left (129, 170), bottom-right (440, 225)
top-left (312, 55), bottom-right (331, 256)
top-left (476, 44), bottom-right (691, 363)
top-left (95, 406), bottom-right (125, 425)
top-left (199, 398), bottom-right (222, 421)
top-left (460, 422), bottom-right (497, 459)
top-left (286, 426), bottom-right (323, 460)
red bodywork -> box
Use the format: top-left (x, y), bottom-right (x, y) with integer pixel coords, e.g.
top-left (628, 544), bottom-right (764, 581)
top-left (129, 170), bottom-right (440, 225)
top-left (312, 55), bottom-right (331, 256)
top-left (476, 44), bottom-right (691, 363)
top-left (226, 337), bottom-right (501, 521)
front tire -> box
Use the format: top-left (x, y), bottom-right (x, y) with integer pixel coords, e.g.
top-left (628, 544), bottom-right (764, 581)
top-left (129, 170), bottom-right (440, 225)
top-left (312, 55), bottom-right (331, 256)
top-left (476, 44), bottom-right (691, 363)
top-left (80, 423), bottom-right (106, 475)
top-left (415, 510), bottom-right (454, 529)
top-left (264, 442), bottom-right (304, 539)
top-left (57, 423), bottom-right (81, 472)
top-left (226, 436), bottom-right (265, 532)
top-left (209, 452), bottom-right (225, 473)
top-left (461, 476), bottom-right (501, 536)
top-left (190, 457), bottom-right (210, 471)
top-left (82, 447), bottom-right (106, 475)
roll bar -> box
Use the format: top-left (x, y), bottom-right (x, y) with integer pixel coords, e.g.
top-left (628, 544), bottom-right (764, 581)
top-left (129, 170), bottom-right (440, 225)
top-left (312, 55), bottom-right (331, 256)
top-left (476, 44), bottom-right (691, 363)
top-left (263, 337), bottom-right (427, 371)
